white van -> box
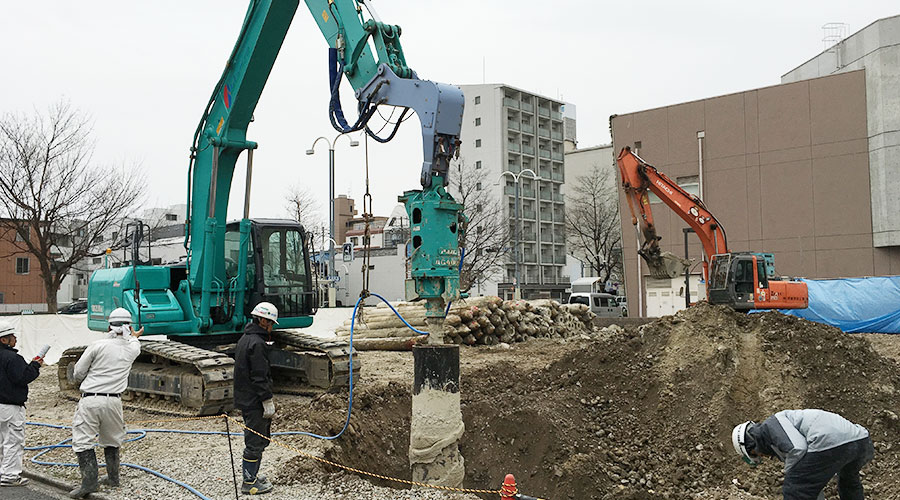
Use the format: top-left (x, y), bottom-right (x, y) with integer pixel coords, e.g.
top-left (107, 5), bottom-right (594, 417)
top-left (568, 292), bottom-right (623, 318)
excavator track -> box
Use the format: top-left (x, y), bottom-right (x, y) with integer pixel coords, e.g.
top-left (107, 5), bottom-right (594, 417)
top-left (57, 333), bottom-right (359, 416)
top-left (58, 341), bottom-right (235, 417)
top-left (269, 330), bottom-right (360, 394)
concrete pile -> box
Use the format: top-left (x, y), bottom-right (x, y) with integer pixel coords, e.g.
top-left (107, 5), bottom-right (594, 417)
top-left (333, 296), bottom-right (595, 348)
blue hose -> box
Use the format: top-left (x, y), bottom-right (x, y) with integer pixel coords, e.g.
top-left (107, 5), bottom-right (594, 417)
top-left (23, 291), bottom-right (432, 497)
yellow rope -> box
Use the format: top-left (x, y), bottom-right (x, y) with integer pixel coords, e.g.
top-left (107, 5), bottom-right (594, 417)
top-left (36, 413), bottom-right (503, 495)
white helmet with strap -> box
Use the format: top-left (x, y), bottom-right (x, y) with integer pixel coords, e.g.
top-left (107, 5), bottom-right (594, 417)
top-left (0, 321), bottom-right (15, 338)
top-left (732, 421), bottom-right (761, 466)
top-left (250, 302), bottom-right (279, 324)
top-left (108, 307), bottom-right (133, 326)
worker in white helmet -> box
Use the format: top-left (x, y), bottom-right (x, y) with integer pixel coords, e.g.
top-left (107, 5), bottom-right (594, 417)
top-left (0, 321), bottom-right (44, 487)
top-left (233, 301), bottom-right (279, 495)
top-left (732, 409), bottom-right (874, 499)
top-left (69, 308), bottom-right (143, 499)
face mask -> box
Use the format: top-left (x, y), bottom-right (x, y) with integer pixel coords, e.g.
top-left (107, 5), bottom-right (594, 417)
top-left (109, 324), bottom-right (132, 337)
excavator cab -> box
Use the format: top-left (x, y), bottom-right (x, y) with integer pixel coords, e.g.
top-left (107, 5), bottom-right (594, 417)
top-left (707, 253), bottom-right (807, 311)
top-left (225, 219), bottom-right (317, 328)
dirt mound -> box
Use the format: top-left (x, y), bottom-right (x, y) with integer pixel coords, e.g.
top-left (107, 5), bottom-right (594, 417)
top-left (279, 304), bottom-right (900, 499)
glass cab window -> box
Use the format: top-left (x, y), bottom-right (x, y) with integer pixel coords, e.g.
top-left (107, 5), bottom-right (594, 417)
top-left (710, 254), bottom-right (731, 290)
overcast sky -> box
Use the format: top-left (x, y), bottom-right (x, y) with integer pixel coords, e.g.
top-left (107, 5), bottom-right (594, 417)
top-left (2, 1), bottom-right (897, 228)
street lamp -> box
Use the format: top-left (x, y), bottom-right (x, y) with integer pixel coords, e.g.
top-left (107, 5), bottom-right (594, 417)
top-left (306, 133), bottom-right (359, 292)
top-left (498, 168), bottom-right (538, 300)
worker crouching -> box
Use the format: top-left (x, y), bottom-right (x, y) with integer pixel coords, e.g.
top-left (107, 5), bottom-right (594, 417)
top-left (69, 308), bottom-right (143, 498)
top-left (732, 409), bottom-right (874, 499)
top-left (234, 302), bottom-right (279, 495)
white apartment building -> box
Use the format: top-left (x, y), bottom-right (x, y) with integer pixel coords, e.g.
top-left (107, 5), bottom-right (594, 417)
top-left (457, 84), bottom-right (571, 300)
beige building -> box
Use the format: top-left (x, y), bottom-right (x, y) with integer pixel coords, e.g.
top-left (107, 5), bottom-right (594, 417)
top-left (611, 16), bottom-right (900, 317)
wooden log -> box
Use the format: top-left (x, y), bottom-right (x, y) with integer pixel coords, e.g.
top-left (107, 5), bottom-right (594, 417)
top-left (351, 335), bottom-right (428, 351)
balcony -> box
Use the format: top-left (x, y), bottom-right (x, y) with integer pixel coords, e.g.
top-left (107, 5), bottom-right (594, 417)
top-left (521, 102), bottom-right (534, 113)
top-left (523, 253), bottom-right (537, 263)
top-left (551, 111), bottom-right (562, 120)
top-left (522, 188), bottom-right (535, 198)
top-left (554, 254), bottom-right (566, 264)
top-left (539, 190), bottom-right (552, 201)
top-left (508, 142), bottom-right (520, 153)
top-left (520, 231), bottom-right (536, 242)
top-left (519, 144), bottom-right (533, 155)
top-left (503, 185), bottom-right (517, 196)
top-left (521, 209), bottom-right (536, 220)
top-left (550, 151), bottom-right (563, 161)
top-left (553, 193), bottom-right (564, 203)
top-left (540, 233), bottom-right (554, 243)
top-left (538, 108), bottom-right (550, 118)
top-left (507, 120), bottom-right (520, 131)
top-left (538, 149), bottom-right (550, 159)
top-left (551, 130), bottom-right (563, 140)
top-left (538, 127), bottom-right (550, 138)
top-left (503, 97), bottom-right (519, 109)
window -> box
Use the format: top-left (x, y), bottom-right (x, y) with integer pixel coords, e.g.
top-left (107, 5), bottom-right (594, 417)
top-left (634, 141), bottom-right (642, 150)
top-left (93, 257), bottom-right (102, 265)
top-left (15, 257), bottom-right (29, 275)
top-left (15, 227), bottom-right (29, 242)
top-left (0, 292), bottom-right (4, 304)
top-left (476, 182), bottom-right (482, 191)
top-left (474, 96), bottom-right (481, 105)
top-left (165, 213), bottom-right (178, 221)
top-left (675, 175), bottom-right (700, 197)
top-left (475, 161), bottom-right (482, 169)
top-left (476, 204), bottom-right (483, 213)
top-left (112, 231), bottom-right (119, 240)
top-left (475, 139), bottom-right (482, 148)
top-left (351, 237), bottom-right (358, 246)
top-left (475, 117), bottom-right (481, 126)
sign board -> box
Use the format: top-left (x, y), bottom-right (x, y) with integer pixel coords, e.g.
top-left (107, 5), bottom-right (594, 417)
top-left (342, 243), bottom-right (354, 262)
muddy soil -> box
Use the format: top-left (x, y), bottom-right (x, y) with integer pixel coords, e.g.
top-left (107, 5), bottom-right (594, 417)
top-left (21, 304), bottom-right (900, 499)
top-left (280, 304), bottom-right (900, 499)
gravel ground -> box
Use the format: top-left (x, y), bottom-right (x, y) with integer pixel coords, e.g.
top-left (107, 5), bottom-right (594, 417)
top-left (23, 354), bottom-right (480, 500)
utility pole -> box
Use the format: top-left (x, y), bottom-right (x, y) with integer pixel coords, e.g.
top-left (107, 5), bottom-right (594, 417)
top-left (498, 168), bottom-right (538, 300)
top-left (307, 133), bottom-right (359, 305)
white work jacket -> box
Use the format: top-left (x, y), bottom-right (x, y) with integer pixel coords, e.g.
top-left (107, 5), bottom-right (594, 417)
top-left (74, 335), bottom-right (141, 394)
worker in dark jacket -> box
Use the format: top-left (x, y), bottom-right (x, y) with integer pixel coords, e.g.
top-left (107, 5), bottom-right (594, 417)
top-left (0, 322), bottom-right (43, 487)
top-left (732, 409), bottom-right (874, 500)
top-left (234, 302), bottom-right (279, 495)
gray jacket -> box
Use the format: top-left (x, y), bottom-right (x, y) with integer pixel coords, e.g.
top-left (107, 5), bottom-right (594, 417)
top-left (748, 409), bottom-right (869, 472)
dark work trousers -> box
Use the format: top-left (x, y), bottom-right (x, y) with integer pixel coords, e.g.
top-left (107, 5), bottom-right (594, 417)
top-left (241, 408), bottom-right (272, 461)
top-left (783, 437), bottom-right (875, 500)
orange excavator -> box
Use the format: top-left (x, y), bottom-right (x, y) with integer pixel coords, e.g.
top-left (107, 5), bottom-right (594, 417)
top-left (617, 147), bottom-right (807, 311)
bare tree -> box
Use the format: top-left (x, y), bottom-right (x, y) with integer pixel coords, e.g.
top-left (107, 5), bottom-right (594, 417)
top-left (565, 165), bottom-right (622, 284)
top-left (284, 184), bottom-right (323, 233)
top-left (0, 101), bottom-right (146, 312)
top-left (452, 160), bottom-right (511, 292)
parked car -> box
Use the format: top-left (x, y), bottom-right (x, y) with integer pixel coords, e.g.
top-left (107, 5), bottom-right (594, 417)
top-left (58, 299), bottom-right (88, 314)
top-left (616, 296), bottom-right (628, 317)
top-left (568, 292), bottom-right (623, 318)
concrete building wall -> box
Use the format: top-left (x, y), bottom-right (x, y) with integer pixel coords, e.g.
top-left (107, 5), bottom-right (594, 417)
top-left (782, 15), bottom-right (900, 247)
top-left (612, 69), bottom-right (900, 317)
top-left (458, 84), bottom-right (570, 298)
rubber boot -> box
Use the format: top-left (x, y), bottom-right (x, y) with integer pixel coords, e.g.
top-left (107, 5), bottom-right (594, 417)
top-left (241, 457), bottom-right (273, 495)
top-left (69, 449), bottom-right (99, 498)
top-left (101, 447), bottom-right (120, 487)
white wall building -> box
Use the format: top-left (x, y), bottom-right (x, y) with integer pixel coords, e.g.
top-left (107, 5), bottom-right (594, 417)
top-left (456, 84), bottom-right (571, 300)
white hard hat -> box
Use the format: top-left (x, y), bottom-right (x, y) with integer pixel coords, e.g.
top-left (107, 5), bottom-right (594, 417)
top-left (108, 308), bottom-right (133, 326)
top-left (732, 421), bottom-right (761, 466)
top-left (0, 321), bottom-right (15, 338)
top-left (250, 302), bottom-right (279, 324)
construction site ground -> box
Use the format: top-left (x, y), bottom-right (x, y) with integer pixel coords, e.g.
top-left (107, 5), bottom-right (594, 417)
top-left (20, 304), bottom-right (900, 499)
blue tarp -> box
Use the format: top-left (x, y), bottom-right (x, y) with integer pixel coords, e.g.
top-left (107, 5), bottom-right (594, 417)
top-left (777, 276), bottom-right (900, 333)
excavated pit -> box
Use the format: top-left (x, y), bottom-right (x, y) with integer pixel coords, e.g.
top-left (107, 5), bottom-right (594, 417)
top-left (276, 303), bottom-right (900, 499)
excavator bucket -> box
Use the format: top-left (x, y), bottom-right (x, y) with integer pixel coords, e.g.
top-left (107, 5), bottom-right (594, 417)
top-left (640, 250), bottom-right (689, 280)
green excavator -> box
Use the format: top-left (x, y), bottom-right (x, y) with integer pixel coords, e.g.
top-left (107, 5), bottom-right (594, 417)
top-left (59, 0), bottom-right (465, 415)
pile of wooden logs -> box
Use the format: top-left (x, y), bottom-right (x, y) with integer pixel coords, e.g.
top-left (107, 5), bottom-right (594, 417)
top-left (333, 296), bottom-right (596, 350)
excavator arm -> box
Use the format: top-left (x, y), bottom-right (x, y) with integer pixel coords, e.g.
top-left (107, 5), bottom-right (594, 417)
top-left (617, 147), bottom-right (727, 281)
top-left (184, 0), bottom-right (464, 330)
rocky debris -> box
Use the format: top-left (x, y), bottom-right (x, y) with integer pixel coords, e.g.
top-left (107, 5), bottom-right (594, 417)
top-left (334, 296), bottom-right (595, 347)
top-left (316, 303), bottom-right (900, 499)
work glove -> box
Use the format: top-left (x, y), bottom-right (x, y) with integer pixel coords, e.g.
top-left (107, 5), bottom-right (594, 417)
top-left (262, 398), bottom-right (276, 419)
